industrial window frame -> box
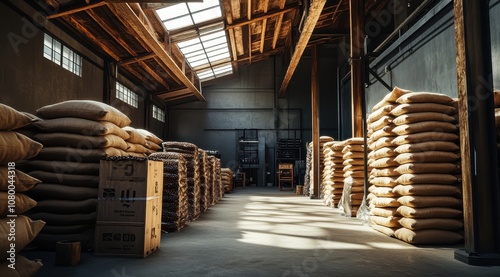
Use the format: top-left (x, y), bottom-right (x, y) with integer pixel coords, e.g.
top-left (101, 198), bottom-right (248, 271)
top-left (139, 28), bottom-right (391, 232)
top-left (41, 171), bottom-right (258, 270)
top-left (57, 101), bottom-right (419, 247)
top-left (152, 104), bottom-right (165, 122)
top-left (43, 33), bottom-right (82, 77)
top-left (115, 82), bottom-right (139, 108)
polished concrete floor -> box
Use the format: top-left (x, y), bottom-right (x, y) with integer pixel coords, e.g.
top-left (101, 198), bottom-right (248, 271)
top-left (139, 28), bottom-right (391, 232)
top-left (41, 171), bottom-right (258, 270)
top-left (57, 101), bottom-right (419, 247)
top-left (23, 187), bottom-right (500, 277)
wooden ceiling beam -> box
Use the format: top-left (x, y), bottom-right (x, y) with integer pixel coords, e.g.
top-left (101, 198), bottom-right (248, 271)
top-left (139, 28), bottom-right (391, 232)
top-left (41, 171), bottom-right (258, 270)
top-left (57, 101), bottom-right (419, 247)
top-left (122, 64), bottom-right (159, 91)
top-left (278, 0), bottom-right (327, 97)
top-left (272, 13), bottom-right (284, 49)
top-left (138, 60), bottom-right (170, 90)
top-left (226, 6), bottom-right (298, 30)
top-left (248, 0), bottom-right (252, 20)
top-left (110, 3), bottom-right (205, 102)
top-left (117, 53), bottom-right (156, 66)
top-left (156, 87), bottom-right (191, 100)
top-left (260, 18), bottom-right (267, 53)
top-left (279, 0), bottom-right (286, 9)
top-left (46, 1), bottom-right (106, 19)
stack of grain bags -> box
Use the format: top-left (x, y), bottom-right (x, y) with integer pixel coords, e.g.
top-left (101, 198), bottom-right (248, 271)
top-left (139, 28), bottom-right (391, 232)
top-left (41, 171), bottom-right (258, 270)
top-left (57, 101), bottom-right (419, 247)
top-left (321, 141), bottom-right (336, 207)
top-left (317, 136), bottom-right (334, 198)
top-left (221, 168), bottom-right (234, 193)
top-left (331, 141), bottom-right (347, 207)
top-left (365, 88), bottom-right (405, 236)
top-left (303, 142), bottom-right (312, 196)
top-left (25, 100), bottom-right (132, 250)
top-left (122, 127), bottom-right (162, 157)
top-left (339, 138), bottom-right (366, 217)
top-left (209, 156), bottom-right (222, 204)
top-left (0, 103), bottom-right (45, 276)
top-left (198, 149), bottom-right (210, 212)
top-left (207, 156), bottom-right (216, 205)
top-left (215, 158), bottom-right (223, 200)
top-left (391, 89), bottom-right (463, 244)
top-left (148, 152), bottom-right (189, 232)
top-left (162, 141), bottom-right (201, 221)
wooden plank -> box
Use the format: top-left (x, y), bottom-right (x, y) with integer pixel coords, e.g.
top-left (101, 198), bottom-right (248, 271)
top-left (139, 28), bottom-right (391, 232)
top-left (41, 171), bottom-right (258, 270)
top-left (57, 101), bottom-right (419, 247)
top-left (46, 1), bottom-right (106, 19)
top-left (279, 0), bottom-right (286, 9)
top-left (117, 53), bottom-right (156, 66)
top-left (235, 26), bottom-right (244, 55)
top-left (227, 6), bottom-right (298, 29)
top-left (138, 60), bottom-right (170, 89)
top-left (156, 87), bottom-right (191, 100)
top-left (263, 0), bottom-right (270, 13)
top-left (248, 23), bottom-right (252, 64)
top-left (272, 13), bottom-right (284, 49)
top-left (278, 0), bottom-right (327, 97)
top-left (259, 18), bottom-right (267, 53)
top-left (231, 0), bottom-right (241, 19)
top-left (311, 45), bottom-right (320, 198)
top-left (350, 0), bottom-right (364, 137)
top-left (248, 0), bottom-right (252, 20)
top-left (110, 3), bottom-right (205, 102)
top-left (228, 28), bottom-right (239, 60)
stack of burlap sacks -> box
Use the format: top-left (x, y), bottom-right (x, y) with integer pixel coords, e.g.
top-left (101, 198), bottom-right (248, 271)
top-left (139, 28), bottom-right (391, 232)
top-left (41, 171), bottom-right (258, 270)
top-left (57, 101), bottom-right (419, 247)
top-left (209, 156), bottom-right (223, 205)
top-left (215, 159), bottom-right (223, 200)
top-left (149, 152), bottom-right (189, 232)
top-left (339, 138), bottom-right (366, 217)
top-left (316, 136), bottom-right (334, 197)
top-left (303, 142), bottom-right (312, 196)
top-left (0, 103), bottom-right (45, 276)
top-left (366, 87), bottom-right (464, 244)
top-left (198, 149), bottom-right (210, 213)
top-left (221, 168), bottom-right (234, 193)
top-left (321, 141), bottom-right (336, 207)
top-left (162, 142), bottom-right (201, 221)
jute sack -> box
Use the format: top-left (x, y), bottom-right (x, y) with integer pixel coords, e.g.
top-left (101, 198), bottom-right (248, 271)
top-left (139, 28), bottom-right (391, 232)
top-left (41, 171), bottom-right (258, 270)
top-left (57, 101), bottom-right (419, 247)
top-left (26, 160), bottom-right (100, 175)
top-left (392, 132), bottom-right (459, 145)
top-left (367, 104), bottom-right (395, 123)
top-left (394, 152), bottom-right (460, 164)
top-left (34, 132), bottom-right (129, 151)
top-left (36, 100), bottom-right (131, 127)
top-left (394, 141), bottom-right (459, 153)
top-left (28, 170), bottom-right (99, 187)
top-left (395, 163), bottom-right (459, 174)
top-left (369, 125), bottom-right (396, 142)
top-left (396, 173), bottom-right (460, 185)
top-left (370, 206), bottom-right (400, 217)
top-left (370, 167), bottom-right (398, 177)
top-left (391, 103), bottom-right (456, 116)
top-left (396, 205), bottom-right (462, 218)
top-left (0, 167), bottom-right (41, 192)
top-left (345, 137), bottom-right (365, 145)
top-left (396, 91), bottom-right (454, 105)
top-left (399, 217), bottom-right (463, 231)
top-left (0, 103), bottom-right (34, 131)
top-left (137, 129), bottom-right (163, 145)
top-left (342, 144), bottom-right (364, 153)
top-left (32, 199), bottom-right (97, 214)
top-left (0, 216), bottom-right (45, 260)
top-left (370, 223), bottom-right (398, 237)
top-left (343, 170), bottom-right (365, 178)
top-left (372, 87), bottom-right (411, 111)
top-left (369, 215), bottom-right (402, 228)
top-left (0, 255), bottom-right (43, 277)
top-left (392, 121), bottom-right (457, 135)
top-left (370, 177), bottom-right (397, 187)
top-left (35, 146), bottom-right (126, 162)
top-left (369, 147), bottom-right (396, 159)
top-left (343, 151), bottom-right (365, 160)
top-left (370, 186), bottom-right (398, 197)
top-left (370, 197), bottom-right (400, 207)
top-left (126, 142), bottom-right (149, 154)
top-left (370, 158), bottom-right (399, 168)
top-left (397, 195), bottom-right (462, 208)
top-left (145, 140), bottom-right (162, 151)
top-left (392, 184), bottom-right (461, 196)
top-left (393, 112), bottom-right (455, 125)
top-left (0, 192), bottom-right (36, 216)
top-left (32, 117), bottom-right (130, 140)
top-left (343, 158), bottom-right (365, 166)
top-left (122, 126), bottom-right (147, 145)
top-left (394, 228), bottom-right (462, 245)
top-left (25, 184), bottom-right (97, 201)
top-left (0, 132), bottom-right (43, 164)
top-left (27, 211), bottom-right (96, 226)
top-left (368, 116), bottom-right (393, 132)
top-left (369, 137), bottom-right (393, 151)
top-left (343, 165), bottom-right (365, 172)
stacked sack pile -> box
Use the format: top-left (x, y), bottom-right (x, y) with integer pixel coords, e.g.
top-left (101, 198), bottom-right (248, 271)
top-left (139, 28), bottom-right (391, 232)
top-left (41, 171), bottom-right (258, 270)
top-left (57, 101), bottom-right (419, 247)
top-left (0, 103), bottom-right (45, 276)
top-left (148, 152), bottom-right (189, 232)
top-left (215, 158), bottom-right (223, 200)
top-left (208, 156), bottom-right (221, 205)
top-left (317, 136), bottom-right (334, 198)
top-left (303, 142), bottom-right (312, 196)
top-left (390, 90), bottom-right (463, 245)
top-left (25, 100), bottom-right (132, 250)
top-left (221, 168), bottom-right (234, 193)
top-left (162, 142), bottom-right (201, 221)
top-left (136, 129), bottom-right (163, 154)
top-left (366, 87), bottom-right (406, 237)
top-left (122, 127), bottom-right (149, 157)
top-left (330, 141), bottom-right (347, 207)
top-left (321, 141), bottom-right (336, 207)
top-left (339, 138), bottom-right (365, 217)
top-left (198, 149), bottom-right (210, 213)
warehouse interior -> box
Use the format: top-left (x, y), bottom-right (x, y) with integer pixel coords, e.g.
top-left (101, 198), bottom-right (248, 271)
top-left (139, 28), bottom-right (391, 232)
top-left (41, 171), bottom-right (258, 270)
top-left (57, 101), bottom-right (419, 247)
top-left (1, 0), bottom-right (500, 276)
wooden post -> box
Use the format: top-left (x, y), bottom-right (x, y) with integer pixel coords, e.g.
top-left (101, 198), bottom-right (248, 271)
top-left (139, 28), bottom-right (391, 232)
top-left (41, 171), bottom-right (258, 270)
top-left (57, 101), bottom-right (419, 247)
top-left (349, 0), bottom-right (364, 137)
top-left (453, 0), bottom-right (500, 265)
top-left (311, 45), bottom-right (320, 198)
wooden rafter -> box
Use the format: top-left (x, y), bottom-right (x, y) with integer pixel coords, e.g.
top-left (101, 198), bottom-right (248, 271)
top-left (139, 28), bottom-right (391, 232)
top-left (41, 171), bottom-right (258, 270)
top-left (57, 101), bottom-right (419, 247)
top-left (117, 53), bottom-right (156, 66)
top-left (260, 19), bottom-right (267, 53)
top-left (272, 13), bottom-right (284, 49)
top-left (138, 60), bottom-right (170, 90)
top-left (226, 6), bottom-right (298, 30)
top-left (248, 0), bottom-right (252, 20)
top-left (47, 1), bottom-right (106, 19)
top-left (278, 0), bottom-right (327, 97)
top-left (156, 87), bottom-right (191, 100)
top-left (110, 3), bottom-right (205, 101)
top-left (122, 64), bottom-right (158, 91)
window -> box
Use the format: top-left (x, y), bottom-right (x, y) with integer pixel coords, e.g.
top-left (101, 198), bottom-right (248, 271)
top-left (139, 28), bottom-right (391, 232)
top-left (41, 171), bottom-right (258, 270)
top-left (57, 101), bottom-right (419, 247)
top-left (152, 105), bottom-right (165, 122)
top-left (43, 33), bottom-right (82, 77)
top-left (116, 82), bottom-right (139, 108)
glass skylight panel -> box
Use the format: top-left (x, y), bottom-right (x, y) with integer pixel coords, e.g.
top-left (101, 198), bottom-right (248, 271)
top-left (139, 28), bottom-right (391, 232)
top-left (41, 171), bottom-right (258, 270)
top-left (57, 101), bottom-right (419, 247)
top-left (208, 52), bottom-right (230, 63)
top-left (200, 30), bottom-right (225, 42)
top-left (157, 3), bottom-right (189, 19)
top-left (202, 37), bottom-right (227, 48)
top-left (188, 0), bottom-right (220, 13)
top-left (185, 50), bottom-right (205, 59)
top-left (206, 48), bottom-right (228, 57)
top-left (189, 58), bottom-right (209, 68)
top-left (163, 15), bottom-right (192, 31)
top-left (192, 7), bottom-right (221, 24)
top-left (180, 43), bottom-right (203, 55)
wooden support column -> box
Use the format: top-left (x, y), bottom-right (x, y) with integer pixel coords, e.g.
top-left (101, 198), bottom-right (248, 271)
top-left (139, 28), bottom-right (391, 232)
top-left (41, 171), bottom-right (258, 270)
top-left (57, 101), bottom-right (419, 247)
top-left (349, 0), bottom-right (364, 137)
top-left (311, 45), bottom-right (320, 199)
top-left (453, 0), bottom-right (500, 266)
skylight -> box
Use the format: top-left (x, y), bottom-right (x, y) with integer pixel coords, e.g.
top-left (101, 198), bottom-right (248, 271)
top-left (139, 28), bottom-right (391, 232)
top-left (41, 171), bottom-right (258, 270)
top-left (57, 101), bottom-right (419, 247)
top-left (156, 0), bottom-right (233, 82)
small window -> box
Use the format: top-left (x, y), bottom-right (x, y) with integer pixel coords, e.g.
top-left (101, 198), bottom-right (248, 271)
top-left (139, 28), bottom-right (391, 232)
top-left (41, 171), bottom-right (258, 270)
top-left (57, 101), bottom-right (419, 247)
top-left (152, 104), bottom-right (165, 122)
top-left (43, 33), bottom-right (82, 77)
top-left (116, 82), bottom-right (139, 108)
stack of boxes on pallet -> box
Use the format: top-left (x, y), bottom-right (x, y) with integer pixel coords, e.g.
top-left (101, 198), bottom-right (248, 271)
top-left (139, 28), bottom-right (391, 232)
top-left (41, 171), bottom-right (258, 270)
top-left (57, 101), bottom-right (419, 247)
top-left (95, 158), bottom-right (163, 258)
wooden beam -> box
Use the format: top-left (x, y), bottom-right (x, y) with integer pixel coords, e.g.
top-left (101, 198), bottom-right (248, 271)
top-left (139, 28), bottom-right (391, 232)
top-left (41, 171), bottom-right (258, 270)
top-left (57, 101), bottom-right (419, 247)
top-left (138, 60), bottom-right (170, 89)
top-left (272, 13), bottom-right (283, 49)
top-left (228, 28), bottom-right (238, 60)
top-left (226, 6), bottom-right (298, 30)
top-left (311, 45), bottom-right (320, 199)
top-left (110, 3), bottom-right (205, 102)
top-left (279, 0), bottom-right (286, 9)
top-left (350, 0), bottom-right (364, 137)
top-left (118, 53), bottom-right (157, 66)
top-left (453, 0), bottom-right (500, 266)
top-left (248, 23), bottom-right (252, 64)
top-left (260, 18), bottom-right (267, 53)
top-left (157, 87), bottom-right (191, 100)
top-left (248, 0), bottom-right (252, 20)
top-left (263, 0), bottom-right (270, 13)
top-left (331, 0), bottom-right (345, 25)
top-left (278, 0), bottom-right (326, 97)
top-left (47, 1), bottom-right (106, 19)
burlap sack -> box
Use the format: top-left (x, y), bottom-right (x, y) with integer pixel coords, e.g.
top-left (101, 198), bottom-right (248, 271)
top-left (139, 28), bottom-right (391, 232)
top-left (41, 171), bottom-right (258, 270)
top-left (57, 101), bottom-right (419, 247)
top-left (399, 217), bottom-right (463, 231)
top-left (34, 132), bottom-right (129, 150)
top-left (368, 116), bottom-right (393, 131)
top-left (0, 216), bottom-right (45, 260)
top-left (0, 255), bottom-right (43, 277)
top-left (370, 223), bottom-right (398, 237)
top-left (396, 173), bottom-right (459, 185)
top-left (369, 137), bottom-right (393, 151)
top-left (345, 137), bottom-right (364, 145)
top-left (370, 177), bottom-right (397, 187)
top-left (32, 199), bottom-right (97, 214)
top-left (369, 125), bottom-right (397, 142)
top-left (28, 170), bottom-right (99, 187)
top-left (343, 151), bottom-right (365, 160)
top-left (122, 126), bottom-right (147, 145)
top-left (370, 158), bottom-right (399, 168)
top-left (369, 215), bottom-right (402, 228)
top-left (32, 117), bottom-right (130, 139)
top-left (397, 195), bottom-right (462, 208)
top-left (372, 87), bottom-right (411, 111)
top-left (396, 91), bottom-right (454, 105)
top-left (393, 112), bottom-right (455, 125)
top-left (369, 147), bottom-right (396, 159)
top-left (394, 141), bottom-right (459, 154)
top-left (394, 228), bottom-right (462, 244)
top-left (137, 129), bottom-right (163, 145)
top-left (396, 205), bottom-right (462, 218)
top-left (394, 152), bottom-right (460, 164)
top-left (392, 121), bottom-right (457, 135)
top-left (342, 144), bottom-right (364, 153)
top-left (0, 192), bottom-right (36, 216)
top-left (0, 132), bottom-right (43, 164)
top-left (25, 184), bottom-right (97, 201)
top-left (367, 104), bottom-right (395, 123)
top-left (370, 197), bottom-right (400, 207)
top-left (127, 142), bottom-right (149, 154)
top-left (391, 103), bottom-right (456, 116)
top-left (370, 186), bottom-right (398, 197)
top-left (370, 167), bottom-right (398, 177)
top-left (370, 206), bottom-right (400, 217)
top-left (395, 163), bottom-right (459, 174)
top-left (27, 211), bottom-right (96, 226)
top-left (25, 160), bottom-right (100, 175)
top-left (392, 132), bottom-right (459, 145)
top-left (146, 140), bottom-right (162, 151)
top-left (0, 167), bottom-right (41, 192)
top-left (0, 103), bottom-right (34, 131)
top-left (35, 146), bottom-right (126, 162)
top-left (36, 100), bottom-right (131, 127)
top-left (392, 184), bottom-right (461, 196)
top-left (343, 165), bottom-right (365, 172)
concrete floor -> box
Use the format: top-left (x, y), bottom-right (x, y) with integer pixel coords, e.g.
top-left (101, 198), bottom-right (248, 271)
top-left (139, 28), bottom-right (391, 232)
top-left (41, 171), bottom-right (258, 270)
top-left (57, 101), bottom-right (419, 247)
top-left (23, 187), bottom-right (500, 277)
